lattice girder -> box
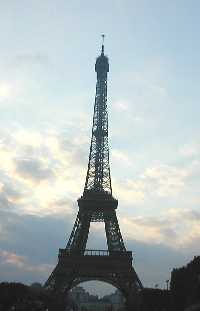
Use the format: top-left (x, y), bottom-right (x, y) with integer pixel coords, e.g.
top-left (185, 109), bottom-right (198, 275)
top-left (84, 51), bottom-right (112, 194)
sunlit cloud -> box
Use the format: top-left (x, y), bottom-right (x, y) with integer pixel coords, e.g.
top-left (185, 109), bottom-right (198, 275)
top-left (114, 161), bottom-right (199, 206)
top-left (1, 125), bottom-right (200, 229)
top-left (0, 126), bottom-right (87, 217)
top-left (0, 249), bottom-right (53, 274)
top-left (0, 250), bottom-right (26, 268)
top-left (111, 149), bottom-right (133, 167)
top-left (121, 208), bottom-right (200, 250)
top-left (0, 82), bottom-right (13, 100)
top-left (113, 179), bottom-right (145, 204)
top-left (0, 80), bottom-right (23, 105)
top-left (112, 99), bottom-right (130, 111)
top-left (142, 164), bottom-right (188, 197)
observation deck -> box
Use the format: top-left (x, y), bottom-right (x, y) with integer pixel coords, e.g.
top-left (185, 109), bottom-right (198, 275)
top-left (58, 249), bottom-right (133, 275)
top-left (59, 248), bottom-right (132, 258)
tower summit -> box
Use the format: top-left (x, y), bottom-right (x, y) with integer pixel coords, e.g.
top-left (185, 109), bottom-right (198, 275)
top-left (45, 39), bottom-right (142, 311)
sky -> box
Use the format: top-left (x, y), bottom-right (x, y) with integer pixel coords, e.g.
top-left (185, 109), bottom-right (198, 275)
top-left (0, 0), bottom-right (200, 296)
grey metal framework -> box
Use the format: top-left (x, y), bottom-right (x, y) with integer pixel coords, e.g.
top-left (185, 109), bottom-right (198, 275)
top-left (84, 43), bottom-right (111, 194)
top-left (45, 39), bottom-right (143, 311)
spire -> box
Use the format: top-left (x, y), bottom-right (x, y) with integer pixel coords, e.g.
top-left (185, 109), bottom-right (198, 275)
top-left (101, 34), bottom-right (105, 55)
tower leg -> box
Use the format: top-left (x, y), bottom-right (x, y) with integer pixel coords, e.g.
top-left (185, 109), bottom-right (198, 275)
top-left (104, 210), bottom-right (126, 252)
top-left (66, 211), bottom-right (91, 252)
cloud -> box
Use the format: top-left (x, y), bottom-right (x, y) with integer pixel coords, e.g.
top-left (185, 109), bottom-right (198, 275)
top-left (0, 208), bottom-right (75, 283)
top-left (0, 82), bottom-right (12, 100)
top-left (112, 99), bottom-right (130, 111)
top-left (0, 126), bottom-right (88, 217)
top-left (0, 250), bottom-right (26, 268)
top-left (113, 179), bottom-right (145, 204)
top-left (15, 157), bottom-right (54, 182)
top-left (0, 200), bottom-right (198, 289)
top-left (2, 183), bottom-right (22, 202)
top-left (111, 149), bottom-right (133, 167)
top-left (0, 178), bottom-right (26, 212)
top-left (120, 208), bottom-right (200, 250)
top-left (59, 133), bottom-right (89, 166)
top-left (0, 80), bottom-right (22, 107)
top-left (141, 164), bottom-right (188, 197)
top-left (0, 249), bottom-right (53, 283)
top-left (0, 125), bottom-right (200, 289)
top-left (0, 209), bottom-right (182, 288)
top-left (114, 161), bottom-right (200, 206)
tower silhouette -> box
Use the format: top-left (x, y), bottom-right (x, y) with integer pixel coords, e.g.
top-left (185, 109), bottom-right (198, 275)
top-left (45, 38), bottom-right (143, 310)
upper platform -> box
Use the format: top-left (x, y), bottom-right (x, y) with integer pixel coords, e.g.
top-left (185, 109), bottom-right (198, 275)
top-left (78, 189), bottom-right (118, 211)
top-left (95, 44), bottom-right (109, 79)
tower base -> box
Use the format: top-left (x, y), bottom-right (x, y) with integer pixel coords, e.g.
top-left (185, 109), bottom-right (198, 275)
top-left (45, 249), bottom-right (142, 311)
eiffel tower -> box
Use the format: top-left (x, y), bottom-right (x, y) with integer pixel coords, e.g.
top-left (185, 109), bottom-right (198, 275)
top-left (45, 36), bottom-right (143, 310)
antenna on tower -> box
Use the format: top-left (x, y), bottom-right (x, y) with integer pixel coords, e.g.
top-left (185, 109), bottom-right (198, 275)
top-left (101, 34), bottom-right (105, 54)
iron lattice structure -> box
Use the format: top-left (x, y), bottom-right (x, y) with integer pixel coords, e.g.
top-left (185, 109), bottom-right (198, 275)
top-left (65, 44), bottom-right (125, 253)
top-left (45, 40), bottom-right (143, 311)
top-left (84, 44), bottom-right (111, 194)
